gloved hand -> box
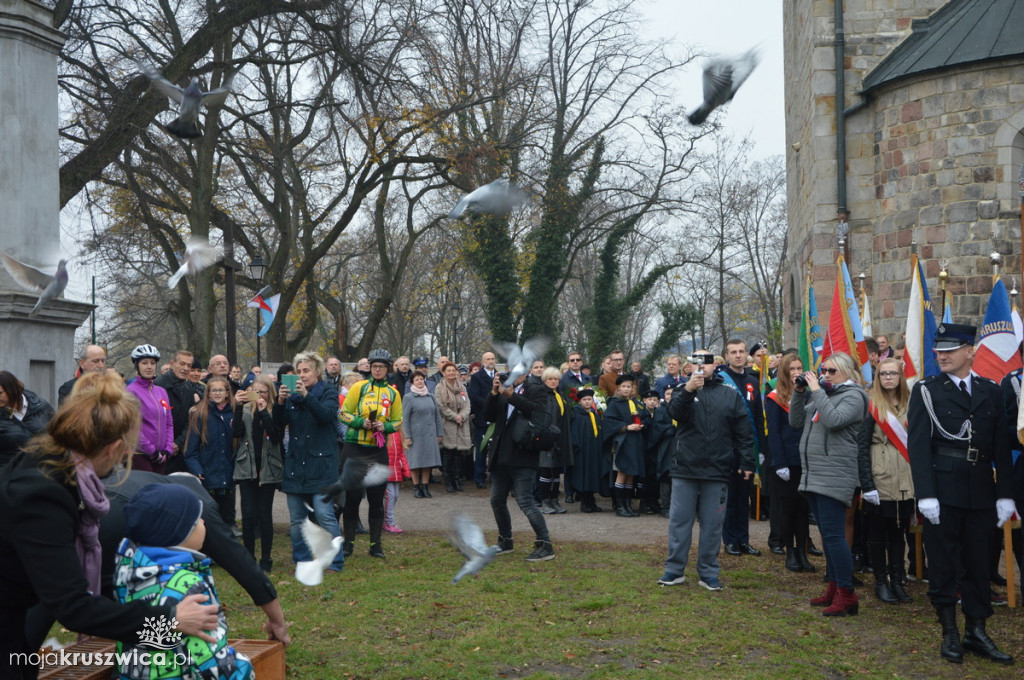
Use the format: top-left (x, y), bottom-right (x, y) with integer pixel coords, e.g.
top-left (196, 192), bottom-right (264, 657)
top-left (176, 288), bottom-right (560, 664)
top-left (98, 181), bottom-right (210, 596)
top-left (758, 453), bottom-right (765, 466)
top-left (918, 498), bottom-right (940, 525)
top-left (996, 498), bottom-right (1018, 528)
top-left (862, 490), bottom-right (881, 506)
top-left (775, 467), bottom-right (790, 482)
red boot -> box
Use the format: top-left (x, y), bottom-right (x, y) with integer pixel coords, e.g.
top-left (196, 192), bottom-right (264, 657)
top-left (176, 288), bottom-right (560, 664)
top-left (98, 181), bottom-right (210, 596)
top-left (810, 581), bottom-right (837, 607)
top-left (823, 587), bottom-right (859, 616)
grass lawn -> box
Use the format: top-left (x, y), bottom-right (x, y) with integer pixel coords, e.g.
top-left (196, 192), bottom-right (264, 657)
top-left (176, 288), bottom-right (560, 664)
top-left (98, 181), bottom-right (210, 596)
top-left (209, 527), bottom-right (1023, 679)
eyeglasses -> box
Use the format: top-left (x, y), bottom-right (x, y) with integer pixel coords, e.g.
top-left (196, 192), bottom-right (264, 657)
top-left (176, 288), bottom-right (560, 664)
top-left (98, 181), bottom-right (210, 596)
top-left (256, 389), bottom-right (270, 395)
top-left (568, 357), bottom-right (582, 362)
top-left (878, 371), bottom-right (900, 378)
top-left (820, 367), bottom-right (839, 375)
top-left (208, 389), bottom-right (228, 394)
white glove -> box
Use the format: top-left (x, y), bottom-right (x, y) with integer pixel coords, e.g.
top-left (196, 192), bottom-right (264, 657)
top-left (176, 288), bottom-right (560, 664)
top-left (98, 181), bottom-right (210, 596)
top-left (775, 467), bottom-right (790, 482)
top-left (862, 490), bottom-right (881, 506)
top-left (758, 453), bottom-right (765, 466)
top-left (996, 498), bottom-right (1018, 528)
top-left (918, 498), bottom-right (940, 525)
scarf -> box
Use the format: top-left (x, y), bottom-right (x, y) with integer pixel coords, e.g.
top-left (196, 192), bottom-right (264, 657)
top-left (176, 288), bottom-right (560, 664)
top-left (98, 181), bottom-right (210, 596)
top-left (409, 383), bottom-right (429, 396)
top-left (72, 454), bottom-right (110, 597)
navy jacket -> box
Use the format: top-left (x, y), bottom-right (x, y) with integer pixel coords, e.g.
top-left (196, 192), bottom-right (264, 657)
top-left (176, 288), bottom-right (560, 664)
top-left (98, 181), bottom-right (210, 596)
top-left (273, 380), bottom-right (341, 494)
top-left (185, 403), bottom-right (235, 490)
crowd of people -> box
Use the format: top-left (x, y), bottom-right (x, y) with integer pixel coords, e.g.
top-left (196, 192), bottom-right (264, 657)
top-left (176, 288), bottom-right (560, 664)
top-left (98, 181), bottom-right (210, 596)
top-left (1, 321), bottom-right (1022, 676)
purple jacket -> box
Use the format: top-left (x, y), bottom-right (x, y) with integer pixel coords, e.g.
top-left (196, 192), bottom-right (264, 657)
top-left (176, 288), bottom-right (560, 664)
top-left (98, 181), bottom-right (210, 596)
top-left (126, 376), bottom-right (174, 456)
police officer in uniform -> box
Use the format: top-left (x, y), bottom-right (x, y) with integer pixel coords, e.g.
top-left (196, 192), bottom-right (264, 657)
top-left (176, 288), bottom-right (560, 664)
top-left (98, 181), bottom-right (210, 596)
top-left (908, 323), bottom-right (1018, 665)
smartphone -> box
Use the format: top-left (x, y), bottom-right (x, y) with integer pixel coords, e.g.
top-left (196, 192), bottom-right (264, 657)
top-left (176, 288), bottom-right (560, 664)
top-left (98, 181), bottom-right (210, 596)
top-left (281, 374), bottom-right (299, 391)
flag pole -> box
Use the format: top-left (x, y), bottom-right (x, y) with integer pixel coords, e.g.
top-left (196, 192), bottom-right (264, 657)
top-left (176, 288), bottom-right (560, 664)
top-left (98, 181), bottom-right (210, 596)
top-left (938, 265), bottom-right (948, 318)
top-left (992, 252), bottom-right (1002, 286)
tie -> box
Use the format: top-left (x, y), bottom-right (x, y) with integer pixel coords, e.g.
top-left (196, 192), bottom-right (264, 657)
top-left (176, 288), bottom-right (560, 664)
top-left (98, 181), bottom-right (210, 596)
top-left (959, 380), bottom-right (969, 396)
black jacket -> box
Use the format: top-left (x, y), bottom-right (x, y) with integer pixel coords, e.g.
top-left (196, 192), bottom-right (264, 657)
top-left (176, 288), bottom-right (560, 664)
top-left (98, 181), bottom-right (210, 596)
top-left (482, 384), bottom-right (545, 469)
top-left (668, 378), bottom-right (755, 482)
top-left (155, 371), bottom-right (205, 453)
top-left (0, 390), bottom-right (54, 469)
top-left (468, 368), bottom-right (496, 428)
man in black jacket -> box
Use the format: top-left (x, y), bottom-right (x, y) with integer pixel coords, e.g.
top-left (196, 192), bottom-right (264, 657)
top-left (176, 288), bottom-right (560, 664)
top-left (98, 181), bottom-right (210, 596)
top-left (154, 349), bottom-right (204, 473)
top-left (483, 374), bottom-right (555, 562)
top-left (658, 353), bottom-right (754, 591)
top-left (467, 351), bottom-right (498, 488)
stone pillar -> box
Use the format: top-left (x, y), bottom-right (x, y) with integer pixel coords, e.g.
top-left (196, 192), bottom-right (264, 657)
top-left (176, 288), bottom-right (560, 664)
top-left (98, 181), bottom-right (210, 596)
top-left (0, 0), bottom-right (92, 406)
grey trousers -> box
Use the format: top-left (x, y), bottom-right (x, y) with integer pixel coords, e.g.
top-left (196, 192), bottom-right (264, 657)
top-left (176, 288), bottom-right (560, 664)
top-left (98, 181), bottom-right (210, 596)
top-left (664, 477), bottom-right (729, 580)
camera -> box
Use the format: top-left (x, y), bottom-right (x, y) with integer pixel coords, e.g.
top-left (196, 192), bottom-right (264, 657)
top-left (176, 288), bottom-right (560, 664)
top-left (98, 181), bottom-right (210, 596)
top-left (497, 371), bottom-right (511, 382)
top-left (794, 375), bottom-right (808, 389)
top-left (687, 353), bottom-right (715, 365)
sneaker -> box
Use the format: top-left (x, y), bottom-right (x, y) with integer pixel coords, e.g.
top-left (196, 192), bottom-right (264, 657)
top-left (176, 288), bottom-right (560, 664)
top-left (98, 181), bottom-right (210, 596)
top-left (992, 592), bottom-right (1008, 607)
top-left (698, 577), bottom-right (724, 591)
top-left (231, 526), bottom-right (243, 539)
top-left (539, 499), bottom-right (556, 515)
top-left (525, 540), bottom-right (555, 562)
top-left (657, 572), bottom-right (686, 586)
top-left (343, 542), bottom-right (354, 558)
top-left (384, 523), bottom-right (403, 534)
top-left (496, 537), bottom-right (514, 554)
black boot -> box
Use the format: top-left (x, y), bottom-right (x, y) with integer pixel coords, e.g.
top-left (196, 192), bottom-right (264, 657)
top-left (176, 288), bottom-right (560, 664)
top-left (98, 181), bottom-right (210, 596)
top-left (797, 548), bottom-right (816, 572)
top-left (368, 517), bottom-right (385, 558)
top-left (614, 488), bottom-right (633, 517)
top-left (443, 452), bottom-right (456, 493)
top-left (806, 538), bottom-right (823, 556)
top-left (962, 617), bottom-right (1013, 665)
top-left (937, 607), bottom-right (963, 664)
top-left (413, 483), bottom-right (424, 499)
top-left (259, 558), bottom-right (273, 574)
top-left (785, 547), bottom-right (803, 572)
top-left (868, 542), bottom-right (897, 603)
top-left (888, 538), bottom-right (912, 602)
top-left (623, 489), bottom-right (639, 517)
top-left (342, 518), bottom-right (356, 557)
top-left (422, 481), bottom-right (433, 498)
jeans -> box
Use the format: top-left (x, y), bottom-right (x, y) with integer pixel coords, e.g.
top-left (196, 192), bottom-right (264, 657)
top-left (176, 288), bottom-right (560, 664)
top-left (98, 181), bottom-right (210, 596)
top-left (490, 465), bottom-right (549, 542)
top-left (664, 478), bottom-right (728, 581)
top-left (238, 480), bottom-right (277, 561)
top-left (806, 492), bottom-right (853, 588)
top-left (286, 492), bottom-right (345, 571)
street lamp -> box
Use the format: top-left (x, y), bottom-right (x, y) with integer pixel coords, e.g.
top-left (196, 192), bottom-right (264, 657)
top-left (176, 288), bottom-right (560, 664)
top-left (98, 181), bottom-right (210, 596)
top-left (248, 256), bottom-right (266, 368)
top-left (450, 300), bottom-right (462, 364)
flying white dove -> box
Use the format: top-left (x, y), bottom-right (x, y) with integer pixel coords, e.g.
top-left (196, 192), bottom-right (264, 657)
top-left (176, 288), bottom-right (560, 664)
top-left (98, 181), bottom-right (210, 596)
top-left (492, 336), bottom-right (550, 387)
top-left (137, 62), bottom-right (235, 139)
top-left (167, 237), bottom-right (221, 289)
top-left (1, 252), bottom-right (68, 315)
top-left (687, 48), bottom-right (760, 125)
top-left (448, 179), bottom-right (528, 219)
top-left (449, 513), bottom-right (499, 584)
top-left (323, 461), bottom-right (391, 507)
top-left (294, 518), bottom-right (343, 586)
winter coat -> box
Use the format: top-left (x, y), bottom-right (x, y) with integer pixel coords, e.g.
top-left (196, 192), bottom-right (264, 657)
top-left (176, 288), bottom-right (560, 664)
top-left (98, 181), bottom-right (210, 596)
top-left (386, 431), bottom-right (411, 482)
top-left (402, 390), bottom-right (444, 469)
top-left (113, 539), bottom-right (252, 680)
top-left (184, 403), bottom-right (235, 490)
top-left (602, 395), bottom-right (651, 476)
top-left (0, 389), bottom-right (53, 468)
top-left (435, 378), bottom-right (472, 451)
top-left (765, 392), bottom-right (802, 470)
top-left (126, 376), bottom-right (175, 460)
top-left (154, 372), bottom-right (204, 453)
top-left (790, 382), bottom-right (869, 506)
top-left (232, 403), bottom-right (284, 485)
top-left (483, 385), bottom-right (547, 469)
top-left (273, 380), bottom-right (341, 494)
top-left (668, 379), bottom-right (755, 482)
top-left (535, 384), bottom-right (572, 468)
top-left (857, 404), bottom-right (914, 502)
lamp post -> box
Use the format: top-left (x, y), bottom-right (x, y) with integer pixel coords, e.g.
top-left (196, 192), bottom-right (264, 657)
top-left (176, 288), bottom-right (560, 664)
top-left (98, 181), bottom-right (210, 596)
top-left (450, 300), bottom-right (462, 364)
top-left (248, 256), bottom-right (267, 369)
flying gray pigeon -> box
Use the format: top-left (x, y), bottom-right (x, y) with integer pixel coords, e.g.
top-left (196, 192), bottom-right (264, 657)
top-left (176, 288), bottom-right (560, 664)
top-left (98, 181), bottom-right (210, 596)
top-left (322, 461), bottom-right (391, 507)
top-left (448, 179), bottom-right (528, 219)
top-left (449, 513), bottom-right (499, 584)
top-left (137, 62), bottom-right (235, 139)
top-left (167, 237), bottom-right (221, 289)
top-left (687, 48), bottom-right (760, 125)
top-left (1, 252), bottom-right (68, 315)
top-left (492, 336), bottom-right (550, 387)
top-left (294, 518), bottom-right (343, 586)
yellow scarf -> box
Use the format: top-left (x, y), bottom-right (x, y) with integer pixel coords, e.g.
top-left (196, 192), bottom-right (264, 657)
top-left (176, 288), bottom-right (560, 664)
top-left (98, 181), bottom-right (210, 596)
top-left (588, 410), bottom-right (598, 438)
top-left (554, 392), bottom-right (564, 415)
top-left (627, 398), bottom-right (637, 415)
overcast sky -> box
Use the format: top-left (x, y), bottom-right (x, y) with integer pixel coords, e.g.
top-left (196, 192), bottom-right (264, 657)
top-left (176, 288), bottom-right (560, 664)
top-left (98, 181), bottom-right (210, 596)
top-left (641, 0), bottom-right (785, 160)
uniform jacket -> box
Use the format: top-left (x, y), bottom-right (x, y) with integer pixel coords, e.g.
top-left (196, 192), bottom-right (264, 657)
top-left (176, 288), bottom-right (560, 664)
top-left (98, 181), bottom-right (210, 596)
top-left (0, 389), bottom-right (53, 468)
top-left (790, 383), bottom-right (869, 506)
top-left (908, 373), bottom-right (1013, 509)
top-left (184, 403), bottom-right (235, 490)
top-left (273, 380), bottom-right (341, 494)
top-left (126, 376), bottom-right (175, 458)
top-left (668, 379), bottom-right (755, 482)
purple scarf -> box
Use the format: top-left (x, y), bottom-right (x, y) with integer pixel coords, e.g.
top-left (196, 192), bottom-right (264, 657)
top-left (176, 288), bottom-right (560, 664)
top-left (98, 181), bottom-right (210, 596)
top-left (72, 454), bottom-right (110, 596)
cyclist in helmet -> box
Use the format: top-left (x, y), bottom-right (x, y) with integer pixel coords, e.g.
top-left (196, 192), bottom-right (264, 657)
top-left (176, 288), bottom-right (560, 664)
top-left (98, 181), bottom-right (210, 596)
top-left (125, 344), bottom-right (175, 473)
top-left (337, 349), bottom-right (403, 558)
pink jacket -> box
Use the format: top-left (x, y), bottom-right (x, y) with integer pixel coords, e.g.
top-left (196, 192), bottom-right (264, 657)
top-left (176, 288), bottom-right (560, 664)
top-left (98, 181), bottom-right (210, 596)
top-left (126, 376), bottom-right (175, 457)
top-left (386, 431), bottom-right (411, 482)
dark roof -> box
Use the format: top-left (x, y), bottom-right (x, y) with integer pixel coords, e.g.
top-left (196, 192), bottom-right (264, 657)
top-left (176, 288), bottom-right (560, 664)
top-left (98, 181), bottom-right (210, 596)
top-left (861, 0), bottom-right (1024, 93)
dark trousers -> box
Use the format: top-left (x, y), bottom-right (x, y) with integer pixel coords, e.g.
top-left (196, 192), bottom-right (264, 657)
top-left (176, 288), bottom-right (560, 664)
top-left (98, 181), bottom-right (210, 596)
top-left (473, 424), bottom-right (488, 484)
top-left (238, 480), bottom-right (277, 561)
top-left (209, 487), bottom-right (236, 527)
top-left (807, 492), bottom-right (854, 588)
top-left (490, 465), bottom-right (549, 542)
top-left (722, 471), bottom-right (751, 545)
top-left (923, 504), bottom-right (994, 618)
top-left (778, 494), bottom-right (810, 551)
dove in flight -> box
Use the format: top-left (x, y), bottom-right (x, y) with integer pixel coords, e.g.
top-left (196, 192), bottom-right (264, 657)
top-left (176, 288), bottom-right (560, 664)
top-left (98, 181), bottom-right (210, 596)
top-left (492, 337), bottom-right (550, 387)
top-left (687, 48), bottom-right (760, 125)
top-left (167, 237), bottom-right (221, 289)
top-left (323, 461), bottom-right (391, 507)
top-left (294, 518), bottom-right (343, 586)
top-left (1, 252), bottom-right (68, 315)
top-left (449, 513), bottom-right (499, 584)
top-left (137, 62), bottom-right (235, 139)
top-left (448, 179), bottom-right (528, 219)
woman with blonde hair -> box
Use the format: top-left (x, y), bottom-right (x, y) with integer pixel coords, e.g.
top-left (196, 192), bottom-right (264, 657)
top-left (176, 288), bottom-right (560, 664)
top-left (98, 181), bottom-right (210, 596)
top-left (791, 351), bottom-right (869, 617)
top-left (537, 366), bottom-right (572, 514)
top-left (185, 376), bottom-right (237, 527)
top-left (0, 372), bottom-right (219, 671)
top-left (857, 357), bottom-right (914, 604)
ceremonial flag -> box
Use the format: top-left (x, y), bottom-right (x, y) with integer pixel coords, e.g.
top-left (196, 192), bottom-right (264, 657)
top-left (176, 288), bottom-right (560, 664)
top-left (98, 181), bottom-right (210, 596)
top-left (903, 254), bottom-right (939, 386)
top-left (246, 292), bottom-right (281, 337)
top-left (822, 255), bottom-right (872, 382)
top-left (942, 292), bottom-right (953, 324)
top-left (973, 279), bottom-right (1023, 381)
top-left (860, 289), bottom-right (873, 338)
top-left (799, 274), bottom-right (823, 372)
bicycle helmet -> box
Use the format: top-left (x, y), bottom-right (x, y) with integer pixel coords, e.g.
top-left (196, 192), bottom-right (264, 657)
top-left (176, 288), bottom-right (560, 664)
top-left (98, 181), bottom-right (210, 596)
top-left (130, 344), bottom-right (161, 363)
top-left (367, 348), bottom-right (393, 366)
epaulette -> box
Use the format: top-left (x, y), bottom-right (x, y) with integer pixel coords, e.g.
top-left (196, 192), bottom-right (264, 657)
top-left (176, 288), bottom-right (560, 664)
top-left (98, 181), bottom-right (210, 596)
top-left (975, 375), bottom-right (997, 386)
top-left (921, 374), bottom-right (940, 383)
